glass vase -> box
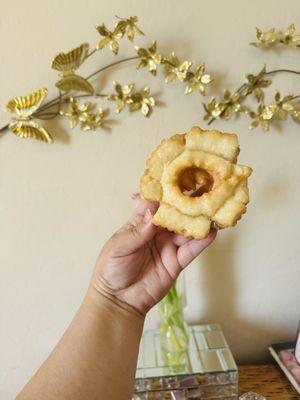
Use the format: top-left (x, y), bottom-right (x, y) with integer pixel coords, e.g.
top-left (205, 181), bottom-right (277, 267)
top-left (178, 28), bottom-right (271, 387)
top-left (160, 274), bottom-right (189, 367)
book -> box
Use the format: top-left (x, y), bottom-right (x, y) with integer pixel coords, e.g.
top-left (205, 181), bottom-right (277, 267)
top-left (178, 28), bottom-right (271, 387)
top-left (269, 341), bottom-right (300, 395)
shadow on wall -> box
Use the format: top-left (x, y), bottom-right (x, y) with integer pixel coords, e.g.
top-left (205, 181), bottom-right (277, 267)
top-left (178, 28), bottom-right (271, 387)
top-left (192, 231), bottom-right (280, 364)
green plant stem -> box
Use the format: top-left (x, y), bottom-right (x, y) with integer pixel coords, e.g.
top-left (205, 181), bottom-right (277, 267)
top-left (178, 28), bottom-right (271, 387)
top-left (168, 326), bottom-right (184, 350)
top-left (160, 283), bottom-right (189, 353)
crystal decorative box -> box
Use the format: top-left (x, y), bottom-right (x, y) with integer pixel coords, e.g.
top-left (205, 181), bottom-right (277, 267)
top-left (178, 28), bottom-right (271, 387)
top-left (133, 324), bottom-right (238, 400)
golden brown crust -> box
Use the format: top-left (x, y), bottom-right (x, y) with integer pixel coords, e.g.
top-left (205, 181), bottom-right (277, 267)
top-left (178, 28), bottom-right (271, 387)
top-left (140, 133), bottom-right (185, 202)
top-left (140, 126), bottom-right (252, 239)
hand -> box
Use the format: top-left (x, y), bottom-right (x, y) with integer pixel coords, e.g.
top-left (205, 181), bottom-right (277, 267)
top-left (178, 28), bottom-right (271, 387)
top-left (90, 194), bottom-right (216, 316)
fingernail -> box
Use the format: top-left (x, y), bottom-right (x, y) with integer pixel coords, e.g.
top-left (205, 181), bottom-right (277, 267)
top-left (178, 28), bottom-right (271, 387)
top-left (144, 208), bottom-right (152, 223)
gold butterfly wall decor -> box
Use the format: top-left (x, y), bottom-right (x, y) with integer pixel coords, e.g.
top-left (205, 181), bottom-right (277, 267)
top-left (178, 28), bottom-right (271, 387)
top-left (1, 17), bottom-right (300, 145)
top-left (6, 88), bottom-right (53, 143)
top-left (51, 43), bottom-right (94, 94)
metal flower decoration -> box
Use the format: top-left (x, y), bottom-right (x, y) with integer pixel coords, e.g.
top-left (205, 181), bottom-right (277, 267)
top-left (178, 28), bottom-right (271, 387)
top-left (251, 24), bottom-right (300, 48)
top-left (135, 41), bottom-right (163, 75)
top-left (80, 108), bottom-right (107, 131)
top-left (203, 90), bottom-right (243, 121)
top-left (164, 53), bottom-right (212, 95)
top-left (106, 82), bottom-right (135, 113)
top-left (106, 82), bottom-right (155, 116)
top-left (59, 97), bottom-right (107, 131)
top-left (185, 64), bottom-right (212, 95)
top-left (164, 54), bottom-right (192, 83)
top-left (203, 49), bottom-right (300, 130)
top-left (2, 18), bottom-right (300, 142)
top-left (1, 15), bottom-right (212, 143)
top-left (128, 86), bottom-right (155, 116)
top-left (59, 97), bottom-right (92, 128)
top-left (242, 66), bottom-right (271, 100)
top-left (115, 16), bottom-right (144, 42)
top-left (96, 24), bottom-right (124, 54)
top-left (247, 91), bottom-right (300, 130)
top-left (96, 16), bottom-right (144, 54)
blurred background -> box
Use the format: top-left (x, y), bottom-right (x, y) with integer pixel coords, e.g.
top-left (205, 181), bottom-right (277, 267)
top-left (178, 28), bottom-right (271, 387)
top-left (1, 0), bottom-right (300, 398)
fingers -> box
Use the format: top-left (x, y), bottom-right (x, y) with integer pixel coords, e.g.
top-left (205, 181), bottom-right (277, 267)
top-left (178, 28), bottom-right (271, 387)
top-left (113, 200), bottom-right (158, 256)
top-left (177, 228), bottom-right (217, 269)
top-left (172, 233), bottom-right (191, 247)
top-left (126, 193), bottom-right (159, 226)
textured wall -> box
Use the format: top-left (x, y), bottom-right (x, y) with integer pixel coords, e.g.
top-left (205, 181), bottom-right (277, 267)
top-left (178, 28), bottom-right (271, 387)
top-left (1, 0), bottom-right (300, 398)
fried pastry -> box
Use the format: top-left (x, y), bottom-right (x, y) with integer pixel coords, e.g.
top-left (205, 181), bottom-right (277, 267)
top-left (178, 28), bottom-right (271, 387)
top-left (140, 126), bottom-right (252, 239)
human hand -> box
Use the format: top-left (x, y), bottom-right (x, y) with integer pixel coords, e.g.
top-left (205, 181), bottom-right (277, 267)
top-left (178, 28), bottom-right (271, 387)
top-left (90, 194), bottom-right (216, 316)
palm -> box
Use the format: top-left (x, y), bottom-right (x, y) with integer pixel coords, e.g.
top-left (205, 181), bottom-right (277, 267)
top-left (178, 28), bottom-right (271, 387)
top-left (94, 196), bottom-right (216, 315)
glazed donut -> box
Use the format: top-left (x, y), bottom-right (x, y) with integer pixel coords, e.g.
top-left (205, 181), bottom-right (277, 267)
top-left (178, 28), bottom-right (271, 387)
top-left (140, 126), bottom-right (252, 239)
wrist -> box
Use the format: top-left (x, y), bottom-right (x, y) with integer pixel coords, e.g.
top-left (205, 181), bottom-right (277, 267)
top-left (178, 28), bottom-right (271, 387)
top-left (85, 285), bottom-right (145, 322)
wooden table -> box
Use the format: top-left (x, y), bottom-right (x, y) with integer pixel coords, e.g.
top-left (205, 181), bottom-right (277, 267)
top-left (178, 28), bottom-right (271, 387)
top-left (238, 364), bottom-right (299, 399)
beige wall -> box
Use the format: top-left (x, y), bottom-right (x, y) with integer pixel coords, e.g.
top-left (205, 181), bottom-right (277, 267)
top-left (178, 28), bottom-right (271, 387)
top-left (1, 0), bottom-right (300, 397)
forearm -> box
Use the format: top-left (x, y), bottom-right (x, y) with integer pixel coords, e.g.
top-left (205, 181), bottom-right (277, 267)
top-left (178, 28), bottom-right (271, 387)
top-left (17, 289), bottom-right (144, 400)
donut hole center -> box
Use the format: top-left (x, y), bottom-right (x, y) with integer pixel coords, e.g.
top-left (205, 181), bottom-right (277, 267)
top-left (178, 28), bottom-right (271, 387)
top-left (178, 167), bottom-right (214, 197)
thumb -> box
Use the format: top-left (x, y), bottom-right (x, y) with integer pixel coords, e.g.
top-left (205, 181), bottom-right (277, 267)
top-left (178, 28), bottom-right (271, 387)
top-left (114, 209), bottom-right (157, 255)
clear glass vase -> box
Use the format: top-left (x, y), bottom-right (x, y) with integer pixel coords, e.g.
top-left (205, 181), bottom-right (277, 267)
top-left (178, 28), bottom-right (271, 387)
top-left (160, 274), bottom-right (189, 368)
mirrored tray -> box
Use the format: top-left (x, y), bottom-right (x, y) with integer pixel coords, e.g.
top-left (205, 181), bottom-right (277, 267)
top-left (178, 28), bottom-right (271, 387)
top-left (133, 324), bottom-right (238, 400)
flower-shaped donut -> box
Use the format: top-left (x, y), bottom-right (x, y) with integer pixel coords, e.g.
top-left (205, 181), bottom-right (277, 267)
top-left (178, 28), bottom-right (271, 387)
top-left (140, 126), bottom-right (252, 239)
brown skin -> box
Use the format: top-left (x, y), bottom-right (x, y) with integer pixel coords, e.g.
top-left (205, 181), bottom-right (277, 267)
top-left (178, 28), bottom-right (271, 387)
top-left (92, 194), bottom-right (216, 315)
top-left (17, 195), bottom-right (216, 400)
